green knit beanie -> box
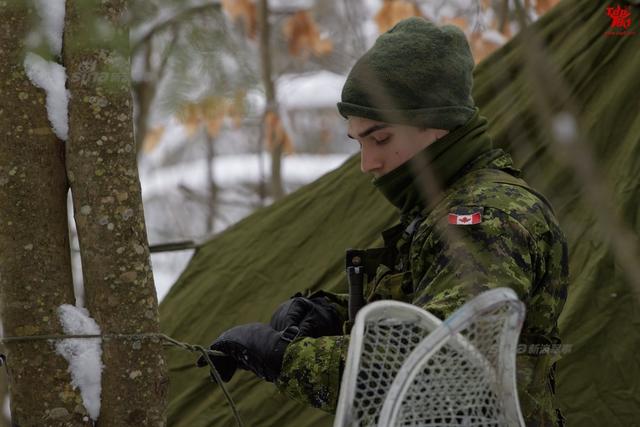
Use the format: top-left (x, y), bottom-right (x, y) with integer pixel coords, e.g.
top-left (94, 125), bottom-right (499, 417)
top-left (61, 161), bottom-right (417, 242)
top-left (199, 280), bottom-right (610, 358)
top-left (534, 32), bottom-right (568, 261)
top-left (337, 17), bottom-right (475, 130)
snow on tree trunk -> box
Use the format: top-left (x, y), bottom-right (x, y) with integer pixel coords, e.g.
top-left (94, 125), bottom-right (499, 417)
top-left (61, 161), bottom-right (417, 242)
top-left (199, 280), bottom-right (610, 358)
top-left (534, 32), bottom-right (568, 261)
top-left (63, 1), bottom-right (168, 425)
top-left (0, 2), bottom-right (91, 425)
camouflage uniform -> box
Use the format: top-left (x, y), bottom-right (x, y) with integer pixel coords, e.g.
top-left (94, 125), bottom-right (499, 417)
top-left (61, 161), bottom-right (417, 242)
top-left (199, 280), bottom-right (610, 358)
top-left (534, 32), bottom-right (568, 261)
top-left (275, 146), bottom-right (569, 426)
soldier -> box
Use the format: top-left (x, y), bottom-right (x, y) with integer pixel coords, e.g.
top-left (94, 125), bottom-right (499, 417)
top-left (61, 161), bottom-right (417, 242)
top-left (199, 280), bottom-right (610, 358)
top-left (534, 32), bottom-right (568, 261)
top-left (198, 17), bottom-right (568, 426)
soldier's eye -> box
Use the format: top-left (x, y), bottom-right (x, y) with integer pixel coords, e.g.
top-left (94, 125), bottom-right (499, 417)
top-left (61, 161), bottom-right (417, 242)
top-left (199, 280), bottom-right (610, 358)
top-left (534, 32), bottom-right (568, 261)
top-left (375, 136), bottom-right (391, 145)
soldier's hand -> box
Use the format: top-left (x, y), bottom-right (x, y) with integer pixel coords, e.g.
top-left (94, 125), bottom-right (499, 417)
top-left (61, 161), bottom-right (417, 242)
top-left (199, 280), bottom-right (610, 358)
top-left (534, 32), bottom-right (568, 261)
top-left (196, 323), bottom-right (293, 383)
top-left (270, 295), bottom-right (342, 338)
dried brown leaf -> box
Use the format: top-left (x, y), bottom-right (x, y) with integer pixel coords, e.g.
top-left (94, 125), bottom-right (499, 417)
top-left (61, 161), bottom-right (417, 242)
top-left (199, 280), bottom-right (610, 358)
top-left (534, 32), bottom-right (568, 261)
top-left (227, 90), bottom-right (246, 129)
top-left (177, 103), bottom-right (202, 137)
top-left (265, 111), bottom-right (293, 154)
top-left (205, 116), bottom-right (224, 138)
top-left (222, 0), bottom-right (257, 39)
top-left (283, 10), bottom-right (333, 58)
top-left (374, 0), bottom-right (422, 34)
top-left (142, 126), bottom-right (165, 153)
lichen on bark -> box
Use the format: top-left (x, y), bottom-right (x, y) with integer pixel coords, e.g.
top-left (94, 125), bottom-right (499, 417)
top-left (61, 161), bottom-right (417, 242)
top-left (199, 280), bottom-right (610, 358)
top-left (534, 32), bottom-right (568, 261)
top-left (63, 0), bottom-right (168, 425)
top-left (0, 1), bottom-right (91, 425)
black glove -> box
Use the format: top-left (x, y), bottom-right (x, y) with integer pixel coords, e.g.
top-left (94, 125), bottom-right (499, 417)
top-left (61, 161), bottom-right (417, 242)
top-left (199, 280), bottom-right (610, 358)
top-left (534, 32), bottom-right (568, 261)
top-left (270, 294), bottom-right (342, 338)
top-left (196, 323), bottom-right (296, 383)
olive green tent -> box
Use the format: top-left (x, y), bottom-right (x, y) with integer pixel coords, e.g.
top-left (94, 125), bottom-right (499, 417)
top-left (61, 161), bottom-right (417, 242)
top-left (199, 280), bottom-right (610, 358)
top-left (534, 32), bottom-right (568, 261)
top-left (159, 0), bottom-right (640, 425)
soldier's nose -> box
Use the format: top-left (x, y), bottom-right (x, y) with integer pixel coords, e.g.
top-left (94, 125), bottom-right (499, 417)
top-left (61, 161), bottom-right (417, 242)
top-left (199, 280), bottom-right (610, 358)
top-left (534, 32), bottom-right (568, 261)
top-left (360, 149), bottom-right (383, 175)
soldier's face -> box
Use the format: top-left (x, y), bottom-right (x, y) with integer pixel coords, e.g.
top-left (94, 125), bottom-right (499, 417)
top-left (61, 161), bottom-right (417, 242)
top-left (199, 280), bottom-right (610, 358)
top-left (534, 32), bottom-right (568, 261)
top-left (347, 116), bottom-right (449, 178)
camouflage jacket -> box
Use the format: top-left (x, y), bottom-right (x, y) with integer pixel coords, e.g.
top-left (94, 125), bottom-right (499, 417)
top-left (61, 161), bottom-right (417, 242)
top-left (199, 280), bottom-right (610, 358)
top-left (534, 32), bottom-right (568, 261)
top-left (275, 148), bottom-right (569, 426)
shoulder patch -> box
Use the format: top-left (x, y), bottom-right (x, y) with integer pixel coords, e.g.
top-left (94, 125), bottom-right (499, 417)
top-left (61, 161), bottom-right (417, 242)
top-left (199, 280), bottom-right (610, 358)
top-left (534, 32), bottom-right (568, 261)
top-left (448, 207), bottom-right (483, 225)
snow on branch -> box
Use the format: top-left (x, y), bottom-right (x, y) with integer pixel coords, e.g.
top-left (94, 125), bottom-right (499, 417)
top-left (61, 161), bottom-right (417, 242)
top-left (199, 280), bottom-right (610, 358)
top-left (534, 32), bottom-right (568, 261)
top-left (56, 305), bottom-right (103, 421)
top-left (23, 52), bottom-right (69, 141)
top-left (33, 0), bottom-right (66, 56)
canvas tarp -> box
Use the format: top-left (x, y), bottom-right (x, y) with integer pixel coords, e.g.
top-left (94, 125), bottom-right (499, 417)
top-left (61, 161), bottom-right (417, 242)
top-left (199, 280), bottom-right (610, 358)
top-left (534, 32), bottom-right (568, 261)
top-left (159, 0), bottom-right (640, 425)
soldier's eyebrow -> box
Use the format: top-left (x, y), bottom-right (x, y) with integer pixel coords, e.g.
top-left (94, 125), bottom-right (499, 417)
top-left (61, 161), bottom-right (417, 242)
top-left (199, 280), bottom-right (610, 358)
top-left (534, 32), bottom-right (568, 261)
top-left (347, 124), bottom-right (391, 139)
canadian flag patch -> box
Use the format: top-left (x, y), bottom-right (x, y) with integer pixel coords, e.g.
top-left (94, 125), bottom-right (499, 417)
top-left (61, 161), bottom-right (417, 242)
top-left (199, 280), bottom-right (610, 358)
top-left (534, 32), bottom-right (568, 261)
top-left (448, 211), bottom-right (482, 225)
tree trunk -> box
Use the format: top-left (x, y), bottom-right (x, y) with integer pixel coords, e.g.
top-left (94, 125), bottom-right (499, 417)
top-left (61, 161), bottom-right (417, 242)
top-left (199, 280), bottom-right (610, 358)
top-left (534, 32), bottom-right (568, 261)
top-left (0, 2), bottom-right (88, 425)
top-left (63, 0), bottom-right (168, 425)
top-left (205, 131), bottom-right (217, 234)
top-left (258, 0), bottom-right (284, 201)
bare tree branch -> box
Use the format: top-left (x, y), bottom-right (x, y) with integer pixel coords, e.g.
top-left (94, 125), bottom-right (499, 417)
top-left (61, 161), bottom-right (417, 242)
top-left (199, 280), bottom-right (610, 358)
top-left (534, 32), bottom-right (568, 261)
top-left (131, 2), bottom-right (222, 54)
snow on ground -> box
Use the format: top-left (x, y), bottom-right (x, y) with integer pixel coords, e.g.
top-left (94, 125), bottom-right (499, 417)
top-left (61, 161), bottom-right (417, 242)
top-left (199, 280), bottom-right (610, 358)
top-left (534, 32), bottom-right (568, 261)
top-left (55, 305), bottom-right (103, 421)
top-left (141, 153), bottom-right (349, 199)
top-left (138, 117), bottom-right (191, 172)
top-left (141, 152), bottom-right (351, 300)
top-left (23, 53), bottom-right (69, 141)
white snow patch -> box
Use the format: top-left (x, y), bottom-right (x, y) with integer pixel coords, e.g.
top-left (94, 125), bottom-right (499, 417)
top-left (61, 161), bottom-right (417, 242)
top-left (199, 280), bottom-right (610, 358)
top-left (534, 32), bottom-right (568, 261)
top-left (439, 3), bottom-right (457, 19)
top-left (244, 89), bottom-right (266, 115)
top-left (33, 0), bottom-right (66, 56)
top-left (23, 52), bottom-right (69, 141)
top-left (150, 250), bottom-right (195, 301)
top-left (481, 29), bottom-right (507, 46)
top-left (56, 305), bottom-right (103, 421)
top-left (270, 0), bottom-right (313, 11)
top-left (141, 153), bottom-right (350, 199)
top-left (363, 0), bottom-right (383, 16)
top-left (277, 71), bottom-right (346, 111)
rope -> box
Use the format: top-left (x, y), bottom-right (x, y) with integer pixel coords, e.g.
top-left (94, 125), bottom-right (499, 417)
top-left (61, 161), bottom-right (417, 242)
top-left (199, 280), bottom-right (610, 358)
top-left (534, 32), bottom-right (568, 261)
top-left (0, 332), bottom-right (244, 427)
